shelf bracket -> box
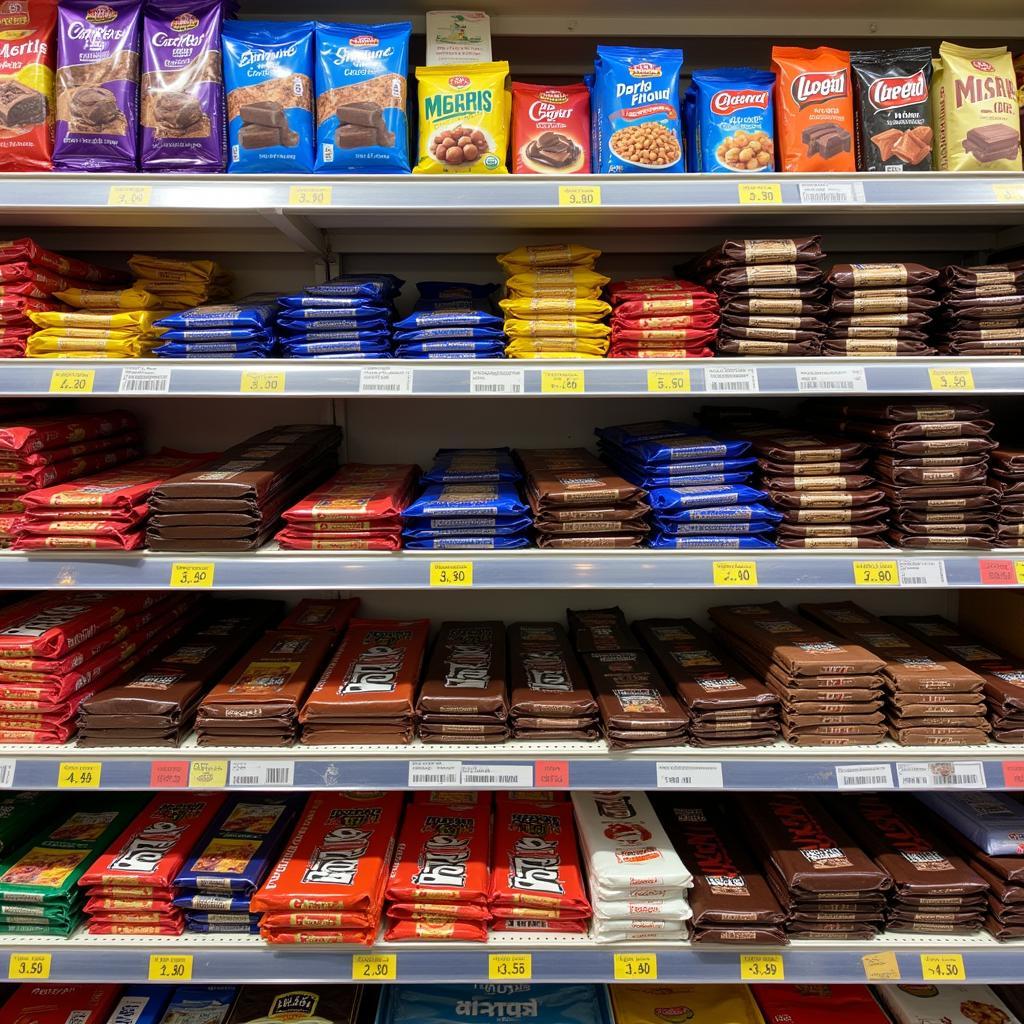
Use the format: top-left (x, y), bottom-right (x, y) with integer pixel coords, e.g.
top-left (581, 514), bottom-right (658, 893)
top-left (259, 208), bottom-right (330, 258)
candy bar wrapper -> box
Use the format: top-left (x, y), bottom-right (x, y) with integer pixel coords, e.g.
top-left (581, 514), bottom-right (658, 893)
top-left (103, 986), bottom-right (173, 1024)
top-left (379, 984), bottom-right (613, 1024)
top-left (0, 408), bottom-right (136, 453)
top-left (2, 984), bottom-right (121, 1024)
top-left (612, 985), bottom-right (765, 1024)
top-left (160, 986), bottom-right (238, 1023)
top-left (387, 901), bottom-right (491, 921)
top-left (281, 463), bottom-right (418, 524)
top-left (752, 984), bottom-right (895, 1024)
top-left (877, 985), bottom-right (1022, 1024)
top-left (188, 917), bottom-right (260, 933)
top-left (85, 895), bottom-right (175, 912)
top-left (385, 916), bottom-right (488, 941)
top-left (227, 986), bottom-right (362, 1024)
top-left (278, 597), bottom-right (360, 634)
top-left (252, 791), bottom-right (403, 913)
top-left (260, 909), bottom-right (373, 929)
top-left (915, 792), bottom-right (1024, 856)
top-left (174, 892), bottom-right (252, 911)
top-left (0, 792), bottom-right (60, 854)
top-left (491, 916), bottom-right (589, 933)
top-left (174, 793), bottom-right (304, 894)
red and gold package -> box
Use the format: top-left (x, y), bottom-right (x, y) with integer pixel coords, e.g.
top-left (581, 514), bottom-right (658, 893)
top-left (260, 910), bottom-right (374, 929)
top-left (511, 81), bottom-right (590, 174)
top-left (492, 916), bottom-right (588, 933)
top-left (752, 984), bottom-right (892, 1024)
top-left (387, 901), bottom-right (491, 921)
top-left (3, 983), bottom-right (119, 1024)
top-left (258, 928), bottom-right (373, 944)
top-left (772, 46), bottom-right (856, 171)
top-left (385, 916), bottom-right (488, 942)
top-left (280, 464), bottom-right (418, 525)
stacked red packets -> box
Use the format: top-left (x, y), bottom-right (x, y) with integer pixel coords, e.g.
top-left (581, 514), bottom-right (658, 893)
top-left (607, 278), bottom-right (719, 359)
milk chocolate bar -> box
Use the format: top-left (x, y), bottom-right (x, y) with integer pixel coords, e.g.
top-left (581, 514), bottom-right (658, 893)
top-left (0, 80), bottom-right (46, 127)
top-left (154, 91), bottom-right (204, 132)
top-left (567, 606), bottom-right (641, 653)
top-left (239, 123), bottom-right (281, 149)
top-left (416, 620), bottom-right (508, 718)
top-left (240, 99), bottom-right (286, 128)
top-left (337, 100), bottom-right (383, 128)
top-left (337, 123), bottom-right (377, 148)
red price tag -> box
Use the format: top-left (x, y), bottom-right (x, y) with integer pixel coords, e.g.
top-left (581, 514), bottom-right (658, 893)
top-left (535, 760), bottom-right (569, 788)
top-left (980, 559), bottom-right (1016, 585)
top-left (1004, 762), bottom-right (1024, 787)
top-left (150, 761), bottom-right (189, 788)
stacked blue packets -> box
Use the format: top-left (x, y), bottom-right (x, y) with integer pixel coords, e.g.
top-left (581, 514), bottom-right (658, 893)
top-left (393, 281), bottom-right (505, 359)
top-left (276, 274), bottom-right (401, 359)
top-left (401, 448), bottom-right (532, 549)
top-left (153, 301), bottom-right (278, 358)
top-left (595, 420), bottom-right (781, 549)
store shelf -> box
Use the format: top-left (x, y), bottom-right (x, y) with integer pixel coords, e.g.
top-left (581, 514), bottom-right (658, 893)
top-left (0, 931), bottom-right (1019, 985)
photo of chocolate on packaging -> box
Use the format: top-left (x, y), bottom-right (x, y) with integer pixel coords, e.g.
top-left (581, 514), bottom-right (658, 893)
top-left (511, 81), bottom-right (589, 174)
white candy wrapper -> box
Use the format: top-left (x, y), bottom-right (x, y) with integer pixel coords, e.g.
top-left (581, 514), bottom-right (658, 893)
top-left (591, 880), bottom-right (691, 902)
top-left (591, 917), bottom-right (689, 942)
top-left (592, 895), bottom-right (693, 922)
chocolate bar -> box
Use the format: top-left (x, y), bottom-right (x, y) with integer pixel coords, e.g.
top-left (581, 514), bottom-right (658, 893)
top-left (69, 86), bottom-right (120, 128)
top-left (337, 100), bottom-right (383, 128)
top-left (336, 123), bottom-right (377, 148)
top-left (239, 123), bottom-right (281, 149)
top-left (240, 99), bottom-right (286, 128)
top-left (154, 91), bottom-right (204, 132)
top-left (965, 123), bottom-right (1021, 159)
top-left (0, 80), bottom-right (45, 127)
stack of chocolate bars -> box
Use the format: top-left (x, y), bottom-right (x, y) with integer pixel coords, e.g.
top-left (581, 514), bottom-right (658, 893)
top-left (336, 100), bottom-right (393, 150)
top-left (239, 99), bottom-right (299, 150)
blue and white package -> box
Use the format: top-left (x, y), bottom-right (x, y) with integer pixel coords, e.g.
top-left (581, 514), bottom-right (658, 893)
top-left (659, 503), bottom-right (782, 524)
top-left (314, 21), bottom-right (412, 173)
top-left (160, 986), bottom-right (237, 1023)
top-left (655, 520), bottom-right (777, 535)
top-left (649, 534), bottom-right (776, 549)
top-left (595, 420), bottom-right (705, 447)
top-left (185, 916), bottom-right (261, 934)
top-left (423, 448), bottom-right (522, 484)
top-left (156, 303), bottom-right (278, 331)
top-left (394, 340), bottom-right (504, 357)
top-left (649, 484), bottom-right (768, 513)
top-left (223, 21), bottom-right (316, 174)
top-left (683, 82), bottom-right (698, 171)
top-left (153, 341), bottom-right (271, 357)
top-left (104, 986), bottom-right (172, 1024)
top-left (377, 984), bottom-right (613, 1024)
top-left (600, 432), bottom-right (751, 465)
top-left (157, 328), bottom-right (270, 343)
top-left (305, 274), bottom-right (403, 298)
top-left (404, 481), bottom-right (529, 519)
top-left (404, 535), bottom-right (531, 550)
top-left (404, 517), bottom-right (532, 539)
top-left (173, 893), bottom-right (253, 912)
top-left (916, 793), bottom-right (1024, 856)
top-left (692, 67), bottom-right (776, 173)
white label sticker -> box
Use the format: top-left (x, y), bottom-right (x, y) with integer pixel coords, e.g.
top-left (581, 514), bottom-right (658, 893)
top-left (798, 182), bottom-right (866, 204)
top-left (408, 760), bottom-right (462, 787)
top-left (118, 366), bottom-right (171, 393)
top-left (228, 760), bottom-right (294, 787)
top-left (835, 764), bottom-right (894, 790)
top-left (897, 559), bottom-right (948, 587)
top-left (460, 764), bottom-right (534, 787)
top-left (896, 761), bottom-right (986, 789)
top-left (0, 760), bottom-right (15, 788)
top-left (470, 369), bottom-right (525, 394)
top-left (359, 367), bottom-right (413, 394)
top-left (795, 366), bottom-right (867, 392)
top-left (703, 366), bottom-right (759, 393)
top-left (656, 762), bottom-right (725, 789)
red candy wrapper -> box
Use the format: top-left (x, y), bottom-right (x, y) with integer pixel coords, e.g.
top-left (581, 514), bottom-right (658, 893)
top-left (387, 901), bottom-right (491, 921)
top-left (259, 928), bottom-right (374, 944)
top-left (281, 463), bottom-right (418, 525)
top-left (0, 238), bottom-right (127, 285)
top-left (0, 443), bottom-right (143, 493)
top-left (511, 82), bottom-right (591, 174)
top-left (0, 408), bottom-right (137, 453)
top-left (2, 984), bottom-right (120, 1024)
top-left (385, 916), bottom-right (488, 942)
top-left (752, 984), bottom-right (892, 1024)
top-left (491, 916), bottom-right (589, 933)
top-left (260, 910), bottom-right (374, 929)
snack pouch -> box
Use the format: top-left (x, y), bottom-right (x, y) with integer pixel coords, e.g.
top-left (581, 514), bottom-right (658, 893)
top-left (223, 20), bottom-right (315, 174)
top-left (511, 80), bottom-right (590, 173)
top-left (414, 60), bottom-right (509, 173)
top-left (594, 45), bottom-right (683, 173)
top-left (314, 21), bottom-right (411, 173)
top-left (933, 42), bottom-right (1022, 171)
top-left (0, 0), bottom-right (56, 171)
top-left (772, 45), bottom-right (856, 171)
top-left (611, 984), bottom-right (766, 1024)
top-left (54, 0), bottom-right (141, 171)
top-left (693, 67), bottom-right (776, 172)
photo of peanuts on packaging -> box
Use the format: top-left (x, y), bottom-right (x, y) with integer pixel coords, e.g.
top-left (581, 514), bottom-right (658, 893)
top-left (511, 81), bottom-right (589, 174)
top-left (692, 67), bottom-right (776, 173)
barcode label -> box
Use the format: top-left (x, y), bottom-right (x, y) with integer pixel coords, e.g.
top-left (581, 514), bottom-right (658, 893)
top-left (798, 182), bottom-right (866, 204)
top-left (408, 760), bottom-right (462, 787)
top-left (656, 762), bottom-right (725, 789)
top-left (896, 761), bottom-right (986, 789)
top-left (461, 764), bottom-right (533, 787)
top-left (470, 369), bottom-right (524, 394)
top-left (897, 559), bottom-right (948, 587)
top-left (0, 760), bottom-right (16, 788)
top-left (795, 366), bottom-right (867, 392)
top-left (835, 764), bottom-right (894, 790)
top-left (359, 367), bottom-right (413, 394)
top-left (228, 759), bottom-right (295, 787)
top-left (119, 367), bottom-right (171, 393)
top-left (703, 366), bottom-right (758, 393)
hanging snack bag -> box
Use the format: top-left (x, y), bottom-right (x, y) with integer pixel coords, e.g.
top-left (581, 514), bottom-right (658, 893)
top-left (594, 45), bottom-right (683, 173)
top-left (314, 21), bottom-right (411, 173)
top-left (772, 45), bottom-right (856, 172)
top-left (511, 81), bottom-right (589, 174)
top-left (692, 67), bottom-right (775, 172)
top-left (415, 60), bottom-right (509, 174)
top-left (933, 42), bottom-right (1021, 171)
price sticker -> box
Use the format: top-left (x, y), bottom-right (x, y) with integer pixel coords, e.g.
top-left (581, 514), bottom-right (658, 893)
top-left (795, 366), bottom-right (867, 392)
top-left (862, 951), bottom-right (901, 981)
top-left (352, 954), bottom-right (396, 980)
top-left (430, 561), bottom-right (473, 587)
top-left (737, 182), bottom-right (782, 204)
top-left (896, 761), bottom-right (985, 789)
top-left (8, 954), bottom-right (51, 980)
top-left (920, 953), bottom-right (965, 981)
top-left (240, 371), bottom-right (285, 393)
top-left (189, 760), bottom-right (228, 789)
top-left (49, 369), bottom-right (94, 394)
top-left (58, 761), bottom-right (101, 788)
top-left (535, 760), bottom-right (569, 788)
top-left (993, 183), bottom-right (1024, 203)
top-left (835, 764), bottom-right (895, 790)
top-left (119, 366), bottom-right (171, 393)
top-left (169, 562), bottom-right (215, 588)
top-left (647, 369), bottom-right (691, 393)
top-left (929, 368), bottom-right (975, 391)
top-left (541, 370), bottom-right (585, 393)
top-left (614, 953), bottom-right (657, 980)
top-left (713, 561), bottom-right (758, 586)
top-left (740, 954), bottom-right (784, 980)
top-left (108, 184), bottom-right (152, 206)
top-left (1003, 762), bottom-right (1024, 788)
top-left (559, 185), bottom-right (602, 207)
top-left (853, 560), bottom-right (899, 586)
top-left (359, 367), bottom-right (413, 394)
top-left (469, 369), bottom-right (524, 394)
top-left (461, 764), bottom-right (534, 787)
top-left (489, 954), bottom-right (532, 980)
top-left (149, 955), bottom-right (193, 981)
top-left (656, 762), bottom-right (724, 789)
top-left (408, 760), bottom-right (462, 788)
top-left (289, 184), bottom-right (333, 206)
top-left (150, 761), bottom-right (189, 788)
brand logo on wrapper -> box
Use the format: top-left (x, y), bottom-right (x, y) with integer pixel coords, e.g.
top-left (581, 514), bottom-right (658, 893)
top-left (170, 11), bottom-right (199, 31)
top-left (791, 69), bottom-right (849, 107)
top-left (303, 825), bottom-right (374, 885)
top-left (348, 33), bottom-right (380, 46)
top-left (507, 814), bottom-right (565, 895)
top-left (867, 71), bottom-right (928, 110)
top-left (538, 88), bottom-right (568, 104)
top-left (412, 819), bottom-right (473, 888)
top-left (628, 61), bottom-right (661, 79)
top-left (972, 59), bottom-right (995, 72)
top-left (710, 89), bottom-right (771, 114)
top-left (455, 999), bottom-right (540, 1018)
top-left (269, 992), bottom-right (320, 1017)
top-left (108, 818), bottom-right (193, 874)
top-left (449, 74), bottom-right (470, 88)
top-left (655, 1006), bottom-right (694, 1023)
top-left (85, 3), bottom-right (117, 22)
top-left (0, 1), bottom-right (29, 28)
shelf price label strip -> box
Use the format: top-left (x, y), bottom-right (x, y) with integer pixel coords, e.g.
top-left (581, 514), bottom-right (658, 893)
top-left (57, 761), bottom-right (101, 788)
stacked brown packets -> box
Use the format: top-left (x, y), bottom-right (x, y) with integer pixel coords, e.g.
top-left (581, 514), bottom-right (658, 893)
top-left (988, 445), bottom-right (1024, 547)
top-left (937, 260), bottom-right (1024, 356)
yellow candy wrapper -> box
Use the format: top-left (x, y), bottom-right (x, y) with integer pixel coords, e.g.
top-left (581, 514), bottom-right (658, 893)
top-left (609, 985), bottom-right (766, 1024)
top-left (500, 296), bottom-right (611, 321)
top-left (504, 319), bottom-right (611, 339)
top-left (54, 287), bottom-right (161, 311)
top-left (498, 244), bottom-right (601, 273)
top-left (28, 310), bottom-right (163, 331)
top-left (505, 269), bottom-right (609, 299)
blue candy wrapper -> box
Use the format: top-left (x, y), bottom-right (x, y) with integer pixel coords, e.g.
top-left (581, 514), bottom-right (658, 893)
top-left (653, 520), bottom-right (777, 535)
top-left (157, 328), bottom-right (272, 343)
top-left (174, 893), bottom-right (253, 912)
top-left (657, 503), bottom-right (782, 524)
top-left (395, 340), bottom-right (505, 355)
top-left (161, 987), bottom-right (237, 1022)
top-left (280, 294), bottom-right (376, 310)
top-left (393, 327), bottom-right (505, 342)
top-left (398, 351), bottom-right (504, 359)
top-left (283, 340), bottom-right (391, 356)
top-left (157, 303), bottom-right (277, 330)
top-left (306, 274), bottom-right (403, 299)
top-left (403, 517), bottom-right (532, 539)
top-left (394, 309), bottom-right (503, 330)
top-left (405, 536), bottom-right (531, 549)
top-left (104, 986), bottom-right (172, 1024)
top-left (378, 984), bottom-right (613, 1024)
top-left (187, 918), bottom-right (261, 934)
top-left (649, 534), bottom-right (777, 549)
top-left (280, 327), bottom-right (390, 342)
top-left (417, 282), bottom-right (499, 301)
top-left (157, 350), bottom-right (271, 359)
top-left (596, 420), bottom-right (696, 446)
top-left (616, 468), bottom-right (755, 489)
top-left (278, 305), bottom-right (389, 322)
top-left (404, 482), bottom-right (528, 518)
top-left (915, 793), bottom-right (1024, 856)
top-left (649, 484), bottom-right (767, 512)
top-left (423, 448), bottom-right (522, 484)
top-left (155, 342), bottom-right (273, 357)
top-left (186, 911), bottom-right (260, 925)
top-left (604, 434), bottom-right (751, 464)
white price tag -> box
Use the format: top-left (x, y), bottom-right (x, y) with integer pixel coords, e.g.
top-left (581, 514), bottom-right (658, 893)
top-left (408, 760), bottom-right (462, 787)
top-left (703, 366), bottom-right (758, 393)
top-left (0, 760), bottom-right (15, 788)
top-left (118, 366), bottom-right (171, 393)
top-left (656, 762), bottom-right (724, 789)
top-left (835, 764), bottom-right (894, 790)
top-left (897, 559), bottom-right (948, 587)
top-left (795, 366), bottom-right (867, 392)
top-left (460, 764), bottom-right (534, 787)
top-left (798, 182), bottom-right (866, 204)
top-left (359, 367), bottom-right (413, 394)
top-left (469, 369), bottom-right (524, 394)
top-left (896, 761), bottom-right (986, 789)
top-left (228, 760), bottom-right (295, 787)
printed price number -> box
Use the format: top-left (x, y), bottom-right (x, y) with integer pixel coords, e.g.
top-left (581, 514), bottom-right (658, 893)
top-left (558, 185), bottom-right (602, 207)
top-left (108, 184), bottom-right (152, 206)
top-left (647, 369), bottom-right (691, 393)
top-left (929, 368), bottom-right (975, 391)
top-left (920, 953), bottom-right (965, 981)
top-left (169, 562), bottom-right (215, 588)
top-left (978, 559), bottom-right (1024, 586)
top-left (57, 761), bottom-right (101, 788)
top-left (8, 954), bottom-right (51, 980)
top-left (614, 953), bottom-right (657, 980)
top-left (853, 560), bottom-right (899, 586)
top-left (489, 954), bottom-right (532, 980)
top-left (535, 760), bottom-right (569, 788)
top-left (993, 183), bottom-right (1024, 203)
top-left (289, 185), bottom-right (333, 206)
top-left (541, 370), bottom-right (585, 393)
top-left (740, 954), bottom-right (784, 980)
top-left (713, 561), bottom-right (758, 587)
top-left (49, 369), bottom-right (94, 394)
top-left (352, 954), bottom-right (396, 980)
top-left (430, 561), bottom-right (474, 587)
top-left (240, 371), bottom-right (285, 394)
top-left (737, 182), bottom-right (782, 205)
top-left (189, 760), bottom-right (228, 789)
top-left (862, 951), bottom-right (900, 981)
top-left (149, 955), bottom-right (193, 981)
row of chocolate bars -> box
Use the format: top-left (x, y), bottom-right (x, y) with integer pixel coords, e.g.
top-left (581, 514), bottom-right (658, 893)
top-left (1, 592), bottom-right (1022, 748)
top-left (0, 784), bottom-right (1021, 946)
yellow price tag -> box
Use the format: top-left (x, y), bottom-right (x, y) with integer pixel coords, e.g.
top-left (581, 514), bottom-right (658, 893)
top-left (240, 371), bottom-right (285, 393)
top-left (489, 954), bottom-right (532, 980)
top-left (58, 762), bottom-right (101, 788)
top-left (738, 182), bottom-right (782, 204)
top-left (108, 185), bottom-right (152, 206)
top-left (49, 369), bottom-right (94, 394)
top-left (289, 185), bottom-right (333, 206)
top-left (993, 183), bottom-right (1024, 203)
top-left (558, 185), bottom-right (602, 207)
top-left (149, 955), bottom-right (193, 981)
top-left (189, 760), bottom-right (228, 788)
top-left (853, 560), bottom-right (899, 586)
top-left (352, 954), bottom-right (396, 980)
top-left (740, 954), bottom-right (784, 981)
top-left (8, 953), bottom-right (51, 980)
top-left (929, 368), bottom-right (975, 391)
top-left (862, 951), bottom-right (901, 981)
top-left (920, 953), bottom-right (965, 981)
top-left (713, 561), bottom-right (758, 587)
top-left (647, 369), bottom-right (691, 393)
top-left (613, 953), bottom-right (657, 980)
top-left (541, 370), bottom-right (585, 393)
top-left (1016, 562), bottom-right (1024, 585)
top-left (430, 561), bottom-right (473, 587)
top-left (169, 562), bottom-right (215, 588)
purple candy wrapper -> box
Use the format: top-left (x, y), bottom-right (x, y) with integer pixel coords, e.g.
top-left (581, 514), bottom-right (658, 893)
top-left (140, 0), bottom-right (225, 171)
top-left (55, 0), bottom-right (143, 171)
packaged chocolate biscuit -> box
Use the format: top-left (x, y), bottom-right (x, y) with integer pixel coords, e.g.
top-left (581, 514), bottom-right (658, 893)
top-left (227, 986), bottom-right (361, 1024)
top-left (512, 81), bottom-right (590, 174)
top-left (380, 985), bottom-right (610, 1024)
top-left (878, 985), bottom-right (1022, 1024)
top-left (611, 985), bottom-right (766, 1024)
